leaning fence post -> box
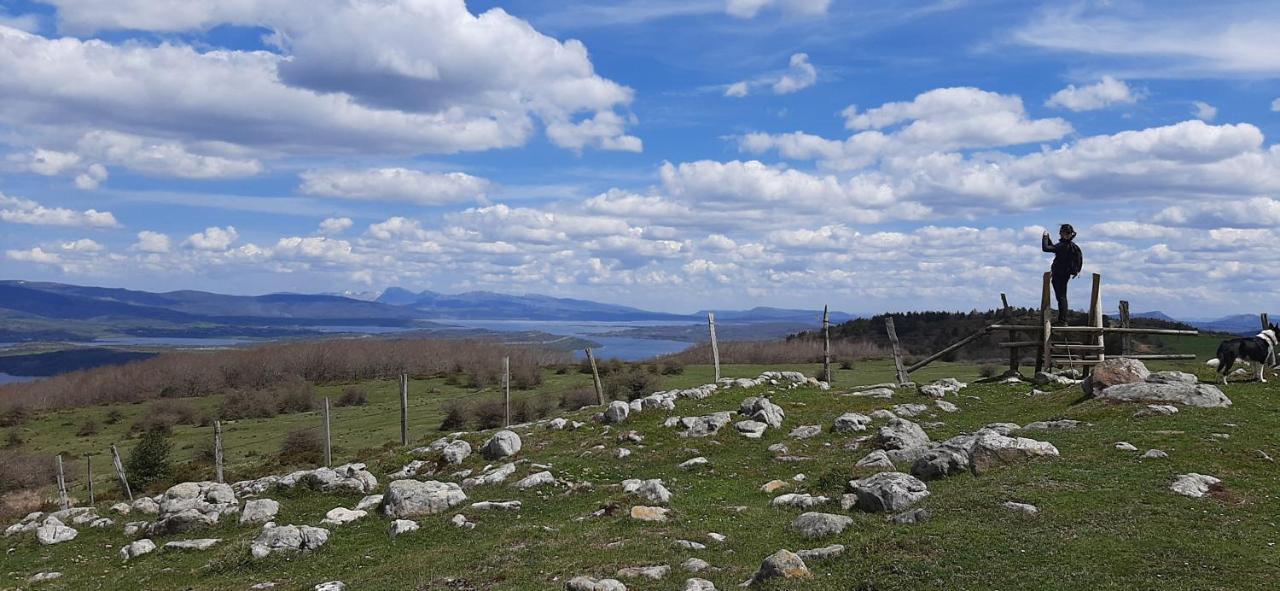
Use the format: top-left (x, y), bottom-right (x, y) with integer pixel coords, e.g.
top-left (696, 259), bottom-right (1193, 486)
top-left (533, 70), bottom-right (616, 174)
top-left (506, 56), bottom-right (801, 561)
top-left (585, 348), bottom-right (605, 405)
top-left (503, 356), bottom-right (511, 427)
top-left (1119, 300), bottom-right (1131, 356)
top-left (822, 305), bottom-right (832, 384)
top-left (111, 444), bottom-right (132, 501)
top-left (323, 397), bottom-right (332, 468)
top-left (55, 455), bottom-right (69, 510)
top-left (1263, 313), bottom-right (1271, 329)
top-left (708, 312), bottom-right (721, 383)
top-left (399, 373), bottom-right (409, 446)
top-left (1002, 293), bottom-right (1018, 375)
top-left (884, 316), bottom-right (909, 386)
top-left (213, 420), bottom-right (224, 484)
top-left (86, 455), bottom-right (95, 505)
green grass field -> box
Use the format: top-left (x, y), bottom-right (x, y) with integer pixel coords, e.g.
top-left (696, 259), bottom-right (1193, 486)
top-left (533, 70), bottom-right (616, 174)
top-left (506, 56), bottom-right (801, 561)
top-left (4, 356), bottom-right (1280, 590)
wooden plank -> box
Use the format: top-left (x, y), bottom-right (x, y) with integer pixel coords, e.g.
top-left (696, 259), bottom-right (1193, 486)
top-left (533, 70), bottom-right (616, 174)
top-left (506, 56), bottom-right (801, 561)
top-left (214, 420), bottom-right (224, 484)
top-left (111, 444), bottom-right (132, 502)
top-left (821, 305), bottom-right (832, 384)
top-left (998, 341), bottom-right (1040, 348)
top-left (585, 348), bottom-right (605, 405)
top-left (708, 312), bottom-right (721, 383)
top-left (399, 373), bottom-right (409, 446)
top-left (905, 326), bottom-right (993, 373)
top-left (884, 316), bottom-right (910, 385)
top-left (1119, 300), bottom-right (1131, 356)
top-left (323, 397), bottom-right (332, 468)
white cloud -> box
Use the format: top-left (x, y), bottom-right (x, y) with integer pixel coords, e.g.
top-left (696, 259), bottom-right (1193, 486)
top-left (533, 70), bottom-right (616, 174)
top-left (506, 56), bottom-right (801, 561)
top-left (6, 247), bottom-right (61, 264)
top-left (26, 149), bottom-right (81, 175)
top-left (73, 163), bottom-right (108, 190)
top-left (272, 236), bottom-right (358, 263)
top-left (0, 192), bottom-right (119, 227)
top-left (725, 53), bottom-right (818, 98)
top-left (76, 130), bottom-right (261, 179)
top-left (1045, 76), bottom-right (1139, 111)
top-left (300, 168), bottom-right (490, 205)
top-left (133, 231), bottom-right (171, 253)
top-left (1089, 221), bottom-right (1177, 240)
top-left (183, 226), bottom-right (238, 251)
top-left (4, 1), bottom-right (639, 155)
top-left (726, 0), bottom-right (830, 19)
top-left (1192, 101), bottom-right (1218, 121)
top-left (59, 238), bottom-right (104, 252)
top-left (1271, 97), bottom-right (1280, 111)
top-left (1155, 197), bottom-right (1280, 229)
top-left (367, 216), bottom-right (429, 241)
top-left (318, 217), bottom-right (353, 235)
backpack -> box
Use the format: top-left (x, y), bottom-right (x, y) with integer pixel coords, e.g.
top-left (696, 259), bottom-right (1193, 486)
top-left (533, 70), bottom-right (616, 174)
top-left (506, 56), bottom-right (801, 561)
top-left (1069, 242), bottom-right (1083, 275)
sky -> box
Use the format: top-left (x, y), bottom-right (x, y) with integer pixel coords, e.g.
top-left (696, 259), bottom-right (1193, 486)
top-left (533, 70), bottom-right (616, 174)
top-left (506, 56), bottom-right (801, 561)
top-left (1, 0), bottom-right (1279, 318)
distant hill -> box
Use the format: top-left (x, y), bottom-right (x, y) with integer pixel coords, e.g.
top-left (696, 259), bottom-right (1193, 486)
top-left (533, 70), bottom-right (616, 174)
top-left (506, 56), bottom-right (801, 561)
top-left (376, 288), bottom-right (694, 321)
top-left (1188, 313), bottom-right (1277, 336)
top-left (698, 306), bottom-right (856, 324)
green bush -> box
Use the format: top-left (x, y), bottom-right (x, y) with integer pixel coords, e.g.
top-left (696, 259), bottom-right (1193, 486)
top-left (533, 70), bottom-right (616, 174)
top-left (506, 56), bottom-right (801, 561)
top-left (126, 428), bottom-right (173, 491)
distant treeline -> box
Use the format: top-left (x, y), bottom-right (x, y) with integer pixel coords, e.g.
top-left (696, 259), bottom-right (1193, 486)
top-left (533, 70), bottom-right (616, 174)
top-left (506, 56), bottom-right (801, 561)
top-left (659, 339), bottom-right (886, 365)
top-left (0, 339), bottom-right (569, 412)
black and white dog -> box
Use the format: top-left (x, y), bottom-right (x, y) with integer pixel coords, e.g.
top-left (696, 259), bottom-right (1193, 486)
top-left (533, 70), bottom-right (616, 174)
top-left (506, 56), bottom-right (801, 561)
top-left (1206, 324), bottom-right (1280, 384)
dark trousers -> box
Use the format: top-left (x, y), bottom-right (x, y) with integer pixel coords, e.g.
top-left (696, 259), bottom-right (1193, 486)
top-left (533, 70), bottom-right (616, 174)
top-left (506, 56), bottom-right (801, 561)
top-left (1052, 272), bottom-right (1071, 323)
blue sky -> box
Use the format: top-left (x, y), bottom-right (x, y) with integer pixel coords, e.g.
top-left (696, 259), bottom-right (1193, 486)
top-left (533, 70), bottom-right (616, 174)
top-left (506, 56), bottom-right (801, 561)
top-left (1, 0), bottom-right (1279, 317)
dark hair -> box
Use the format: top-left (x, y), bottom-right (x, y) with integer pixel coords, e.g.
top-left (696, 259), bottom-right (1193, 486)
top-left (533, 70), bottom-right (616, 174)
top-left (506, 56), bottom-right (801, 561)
top-left (1059, 224), bottom-right (1076, 239)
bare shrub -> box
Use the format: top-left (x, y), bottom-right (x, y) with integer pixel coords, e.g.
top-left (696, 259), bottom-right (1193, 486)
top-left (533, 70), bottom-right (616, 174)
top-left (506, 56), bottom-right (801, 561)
top-left (335, 386), bottom-right (368, 407)
top-left (659, 339), bottom-right (886, 365)
top-left (0, 489), bottom-right (42, 522)
top-left (278, 428), bottom-right (324, 466)
top-left (979, 364), bottom-right (1000, 379)
top-left (0, 451), bottom-right (55, 494)
top-left (559, 387), bottom-right (598, 411)
top-left (76, 419), bottom-right (99, 437)
top-left (4, 429), bottom-right (22, 449)
top-left (471, 400), bottom-right (506, 430)
top-left (604, 367), bottom-right (662, 401)
top-left (152, 399), bottom-right (201, 426)
top-left (219, 390), bottom-right (278, 420)
top-left (439, 402), bottom-right (470, 432)
top-left (274, 377), bottom-right (315, 414)
top-left (0, 405), bottom-right (29, 428)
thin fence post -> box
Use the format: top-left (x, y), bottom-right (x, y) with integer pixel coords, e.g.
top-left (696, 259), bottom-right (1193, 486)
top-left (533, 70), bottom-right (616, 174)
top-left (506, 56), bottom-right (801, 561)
top-left (213, 420), bottom-right (224, 484)
top-left (503, 356), bottom-right (511, 427)
top-left (884, 316), bottom-right (909, 386)
top-left (822, 305), bottom-right (832, 384)
top-left (1090, 273), bottom-right (1104, 369)
top-left (1037, 271), bottom-right (1052, 373)
top-left (585, 348), bottom-right (605, 405)
top-left (1119, 300), bottom-right (1131, 356)
top-left (323, 397), bottom-right (332, 468)
top-left (399, 373), bottom-right (409, 446)
top-left (708, 312), bottom-right (721, 383)
top-left (55, 455), bottom-right (69, 510)
top-left (111, 444), bottom-right (132, 502)
top-left (1263, 313), bottom-right (1271, 329)
top-left (1002, 293), bottom-right (1018, 375)
top-left (86, 455), bottom-right (95, 505)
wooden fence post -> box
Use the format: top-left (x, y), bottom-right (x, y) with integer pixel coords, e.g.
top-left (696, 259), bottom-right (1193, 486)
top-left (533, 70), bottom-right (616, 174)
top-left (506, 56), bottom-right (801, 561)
top-left (323, 397), bottom-right (332, 468)
top-left (503, 356), bottom-right (511, 427)
top-left (585, 348), bottom-right (605, 405)
top-left (111, 444), bottom-right (132, 502)
top-left (708, 312), bottom-right (721, 383)
top-left (1037, 272), bottom-right (1052, 373)
top-left (1263, 313), bottom-right (1271, 329)
top-left (86, 455), bottom-right (95, 505)
top-left (822, 305), bottom-right (832, 384)
top-left (1002, 293), bottom-right (1018, 375)
top-left (213, 420), bottom-right (224, 484)
top-left (396, 370), bottom-right (407, 445)
top-left (55, 455), bottom-right (69, 510)
top-left (1090, 273), bottom-right (1104, 368)
top-left (884, 316), bottom-right (910, 386)
top-left (1118, 300), bottom-right (1131, 356)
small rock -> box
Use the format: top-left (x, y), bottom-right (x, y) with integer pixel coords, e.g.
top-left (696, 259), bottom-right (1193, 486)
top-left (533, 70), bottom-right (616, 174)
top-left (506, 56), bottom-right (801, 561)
top-left (615, 448), bottom-right (632, 459)
top-left (759, 480), bottom-right (788, 493)
top-left (120, 538), bottom-right (157, 561)
top-left (1142, 449), bottom-right (1169, 459)
top-left (314, 583), bottom-right (345, 591)
top-left (566, 576), bottom-right (627, 591)
top-left (855, 450), bottom-right (895, 471)
top-left (1002, 501), bottom-right (1039, 516)
top-left (240, 499), bottom-right (280, 524)
top-left (789, 425), bottom-right (821, 439)
top-left (1171, 473), bottom-right (1221, 498)
top-left (604, 401), bottom-right (631, 424)
top-left (1021, 419), bottom-right (1083, 430)
top-left (616, 565), bottom-right (670, 580)
top-left (469, 501), bottom-right (522, 511)
top-left (450, 514), bottom-right (475, 529)
top-left (164, 538), bottom-right (222, 551)
top-left (442, 440), bottom-right (472, 464)
top-left (847, 472), bottom-right (930, 513)
top-left (382, 480), bottom-right (467, 518)
top-left (515, 471), bottom-right (556, 490)
top-left (388, 519), bottom-right (419, 537)
top-left (891, 403), bottom-right (929, 417)
top-left (629, 506), bottom-right (670, 522)
top-left (934, 400), bottom-right (959, 413)
top-left (682, 558), bottom-right (711, 572)
top-left (684, 578), bottom-right (716, 591)
top-left (355, 494), bottom-right (384, 512)
top-left (734, 420), bottom-right (768, 439)
top-left (707, 532), bottom-right (726, 543)
top-left (746, 549), bottom-right (811, 585)
top-left (679, 457), bottom-right (709, 470)
top-left (622, 479), bottom-right (672, 504)
top-left (1134, 404), bottom-right (1179, 417)
top-left (1115, 442), bottom-right (1138, 452)
top-left (832, 413), bottom-right (872, 433)
top-left (28, 572), bottom-right (62, 583)
top-left (675, 539), bottom-right (706, 550)
top-left (770, 493), bottom-right (829, 509)
top-left (790, 512), bottom-right (853, 539)
top-left (888, 508), bottom-right (931, 524)
top-left (481, 430), bottom-right (523, 459)
top-left (795, 544), bottom-right (845, 561)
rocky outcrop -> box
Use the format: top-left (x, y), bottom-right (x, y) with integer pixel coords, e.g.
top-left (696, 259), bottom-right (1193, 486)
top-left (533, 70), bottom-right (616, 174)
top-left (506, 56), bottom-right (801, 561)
top-left (847, 472), bottom-right (930, 513)
top-left (250, 524), bottom-right (330, 559)
top-left (969, 430), bottom-right (1060, 475)
top-left (1082, 358), bottom-right (1151, 396)
top-left (149, 481), bottom-right (239, 536)
top-left (1098, 382), bottom-right (1231, 409)
top-left (381, 480), bottom-right (467, 518)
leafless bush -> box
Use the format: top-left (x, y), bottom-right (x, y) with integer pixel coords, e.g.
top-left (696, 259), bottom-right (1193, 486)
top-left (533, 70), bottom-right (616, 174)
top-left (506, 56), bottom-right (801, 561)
top-left (278, 428), bottom-right (324, 466)
top-left (76, 419), bottom-right (99, 437)
top-left (658, 339), bottom-right (886, 365)
top-left (335, 386), bottom-right (368, 407)
top-left (0, 451), bottom-right (56, 494)
top-left (559, 387), bottom-right (598, 411)
top-left (472, 400), bottom-right (506, 430)
top-left (439, 402), bottom-right (470, 432)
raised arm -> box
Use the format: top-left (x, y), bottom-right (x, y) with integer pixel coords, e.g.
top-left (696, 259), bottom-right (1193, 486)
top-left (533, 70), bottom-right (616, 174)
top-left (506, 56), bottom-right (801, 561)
top-left (1041, 233), bottom-right (1056, 253)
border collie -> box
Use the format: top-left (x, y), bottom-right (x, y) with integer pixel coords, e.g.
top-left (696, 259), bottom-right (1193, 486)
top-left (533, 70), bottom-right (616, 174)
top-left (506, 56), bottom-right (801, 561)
top-left (1206, 324), bottom-right (1280, 384)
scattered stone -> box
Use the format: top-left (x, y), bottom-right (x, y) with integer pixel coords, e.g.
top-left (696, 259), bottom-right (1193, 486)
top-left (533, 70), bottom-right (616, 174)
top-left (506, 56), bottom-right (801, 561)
top-left (874, 418), bottom-right (931, 452)
top-left (251, 524), bottom-right (330, 559)
top-left (149, 481), bottom-right (239, 536)
top-left (515, 471), bottom-right (556, 490)
top-left (869, 409), bottom-right (897, 420)
top-left (132, 497), bottom-right (160, 515)
top-left (682, 558), bottom-right (711, 573)
top-left (746, 549), bottom-right (811, 585)
top-left (355, 494), bottom-right (384, 512)
top-left (566, 576), bottom-right (627, 591)
top-left (679, 457), bottom-right (710, 470)
top-left (847, 472), bottom-right (930, 512)
top-left (443, 440), bottom-right (473, 464)
top-left (548, 418), bottom-right (569, 430)
top-left (1033, 371), bottom-right (1076, 386)
top-left (891, 403), bottom-right (929, 417)
top-left (910, 434), bottom-right (977, 481)
top-left (1021, 419), bottom-right (1083, 430)
top-left (982, 423), bottom-right (1021, 435)
top-left (622, 479), bottom-right (672, 504)
top-left (1257, 450), bottom-right (1275, 463)
top-left (462, 463), bottom-right (517, 487)
top-left (770, 493), bottom-right (830, 509)
top-left (969, 430), bottom-right (1059, 475)
top-left (1134, 404), bottom-right (1179, 417)
top-left (481, 430), bottom-right (523, 459)
top-left (314, 583), bottom-right (345, 591)
top-left (1211, 433), bottom-right (1231, 440)
top-left (110, 502), bottom-right (131, 515)
top-left (759, 480), bottom-right (789, 494)
top-left (321, 507), bottom-right (367, 526)
top-left (615, 448), bottom-right (632, 459)
top-left (1099, 382), bottom-right (1232, 409)
top-left (888, 508), bottom-right (931, 524)
top-left (832, 413), bottom-right (872, 433)
top-left (790, 512), bottom-right (853, 539)
top-left (389, 459), bottom-right (429, 479)
top-left (734, 420), bottom-right (768, 439)
top-left (123, 521), bottom-right (148, 537)
top-left (388, 519), bottom-right (419, 537)
top-left (1142, 449), bottom-right (1169, 459)
top-left (740, 397), bottom-right (786, 428)
top-left (273, 463), bottom-right (378, 494)
top-left (629, 506), bottom-right (670, 522)
top-left (28, 572), bottom-right (62, 583)
top-left (604, 401), bottom-right (631, 424)
top-left (1002, 501), bottom-right (1039, 516)
top-left (707, 532), bottom-right (726, 543)
top-left (616, 565), bottom-right (670, 580)
top-left (675, 539), bottom-right (707, 550)
top-left (470, 501), bottom-right (522, 511)
top-left (678, 412), bottom-right (734, 438)
top-left (934, 400), bottom-right (959, 413)
top-left (1171, 473), bottom-right (1221, 498)
top-left (164, 538), bottom-right (222, 551)
top-left (789, 425), bottom-right (821, 439)
top-left (1115, 442), bottom-right (1138, 452)
top-left (88, 517), bottom-right (114, 528)
top-left (767, 442), bottom-right (789, 454)
top-left (35, 517), bottom-right (77, 545)
top-left (450, 514), bottom-right (475, 529)
top-left (855, 450), bottom-right (896, 471)
top-left (382, 480), bottom-right (467, 518)
top-left (684, 578), bottom-right (716, 591)
top-left (920, 378), bottom-right (966, 398)
top-left (796, 544), bottom-right (845, 561)
top-left (120, 538), bottom-right (157, 561)
top-left (240, 499), bottom-right (280, 524)
top-left (1082, 357), bottom-right (1151, 396)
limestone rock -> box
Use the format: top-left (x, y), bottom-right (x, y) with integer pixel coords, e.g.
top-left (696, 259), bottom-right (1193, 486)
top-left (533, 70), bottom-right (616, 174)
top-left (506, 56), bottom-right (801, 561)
top-left (969, 431), bottom-right (1059, 475)
top-left (1142, 449), bottom-right (1169, 459)
top-left (120, 538), bottom-right (157, 561)
top-left (250, 524), bottom-right (330, 559)
top-left (1148, 371), bottom-right (1198, 384)
top-left (622, 479), bottom-right (672, 504)
top-left (734, 420), bottom-right (768, 439)
top-left (770, 493), bottom-right (829, 509)
top-left (874, 418), bottom-right (931, 451)
top-left (790, 512), bottom-right (852, 539)
top-left (796, 544), bottom-right (845, 561)
top-left (847, 472), bottom-right (930, 513)
top-left (891, 403), bottom-right (929, 417)
top-left (462, 463), bottom-right (517, 488)
top-left (276, 463), bottom-right (378, 494)
top-left (355, 494), bottom-right (384, 512)
top-left (1134, 404), bottom-right (1179, 417)
top-left (682, 558), bottom-right (711, 572)
top-left (759, 480), bottom-right (788, 493)
top-left (679, 457), bottom-right (709, 470)
top-left (149, 481), bottom-right (239, 536)
top-left (28, 572), bottom-right (62, 583)
top-left (382, 480), bottom-right (467, 518)
top-left (1171, 473), bottom-right (1220, 498)
top-left (35, 517), bottom-right (77, 545)
top-left (888, 508), bottom-right (931, 524)
top-left (684, 578), bottom-right (716, 591)
top-left (1021, 419), bottom-right (1083, 430)
top-left (321, 507), bottom-right (367, 526)
top-left (789, 425), bottom-right (821, 439)
top-left (832, 412), bottom-right (872, 433)
top-left (746, 549), bottom-right (811, 585)
top-left (566, 576), bottom-right (627, 591)
top-left (1082, 358), bottom-right (1151, 396)
top-left (1002, 501), bottom-right (1038, 516)
top-left (674, 539), bottom-right (706, 550)
top-left (164, 538), bottom-right (222, 551)
top-left (855, 450), bottom-right (896, 471)
top-left (515, 471), bottom-right (556, 490)
top-left (470, 501), bottom-right (521, 511)
top-left (240, 499), bottom-right (280, 524)
top-left (482, 430), bottom-right (523, 459)
top-left (315, 583), bottom-right (345, 591)
top-left (629, 506), bottom-right (670, 522)
top-left (603, 401), bottom-right (631, 424)
top-left (1115, 442), bottom-right (1138, 451)
top-left (616, 565), bottom-right (670, 580)
top-left (442, 440), bottom-right (472, 464)
top-left (388, 519), bottom-right (419, 537)
top-left (678, 412), bottom-right (734, 437)
top-left (910, 435), bottom-right (976, 481)
top-left (935, 400), bottom-right (959, 413)
top-left (1098, 383), bottom-right (1231, 409)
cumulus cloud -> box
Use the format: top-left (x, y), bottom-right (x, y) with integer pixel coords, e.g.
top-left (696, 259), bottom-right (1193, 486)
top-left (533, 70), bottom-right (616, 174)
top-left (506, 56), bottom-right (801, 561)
top-left (183, 226), bottom-right (239, 251)
top-left (2, 1), bottom-right (639, 155)
top-left (1272, 98), bottom-right (1280, 112)
top-left (318, 217), bottom-right (353, 235)
top-left (133, 230), bottom-right (171, 253)
top-left (6, 247), bottom-right (61, 264)
top-left (0, 192), bottom-right (119, 227)
top-left (76, 130), bottom-right (262, 179)
top-left (725, 53), bottom-right (818, 98)
top-left (1045, 76), bottom-right (1139, 111)
top-left (59, 238), bottom-right (104, 252)
top-left (1155, 196), bottom-right (1280, 229)
top-left (726, 0), bottom-right (830, 19)
top-left (300, 168), bottom-right (490, 205)
top-left (1192, 101), bottom-right (1217, 121)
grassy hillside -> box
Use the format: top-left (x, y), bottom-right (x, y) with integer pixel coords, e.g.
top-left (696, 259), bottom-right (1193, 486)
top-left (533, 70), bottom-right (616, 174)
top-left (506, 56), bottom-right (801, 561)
top-left (4, 359), bottom-right (1279, 590)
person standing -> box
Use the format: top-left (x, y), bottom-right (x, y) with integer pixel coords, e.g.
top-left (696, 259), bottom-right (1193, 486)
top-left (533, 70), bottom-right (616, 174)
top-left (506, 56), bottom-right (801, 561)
top-left (1042, 224), bottom-right (1083, 326)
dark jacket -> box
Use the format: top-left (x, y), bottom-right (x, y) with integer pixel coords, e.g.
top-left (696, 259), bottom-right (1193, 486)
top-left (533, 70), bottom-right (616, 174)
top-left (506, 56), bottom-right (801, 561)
top-left (1042, 235), bottom-right (1083, 277)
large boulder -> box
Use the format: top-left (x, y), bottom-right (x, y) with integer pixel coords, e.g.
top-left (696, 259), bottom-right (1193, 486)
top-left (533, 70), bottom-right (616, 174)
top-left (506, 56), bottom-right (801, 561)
top-left (847, 472), bottom-right (930, 513)
top-left (746, 549), bottom-right (811, 585)
top-left (382, 480), bottom-right (467, 518)
top-left (1082, 358), bottom-right (1150, 396)
top-left (442, 440), bottom-right (472, 465)
top-left (874, 418), bottom-right (931, 451)
top-left (1097, 382), bottom-right (1231, 409)
top-left (790, 512), bottom-right (853, 539)
top-left (240, 499), bottom-right (280, 524)
top-left (481, 431), bottom-right (523, 460)
top-left (250, 524), bottom-right (330, 559)
top-left (603, 401), bottom-right (631, 424)
top-left (149, 481), bottom-right (239, 536)
top-left (35, 517), bottom-right (77, 545)
top-left (969, 431), bottom-right (1059, 475)
top-left (910, 434), bottom-right (977, 481)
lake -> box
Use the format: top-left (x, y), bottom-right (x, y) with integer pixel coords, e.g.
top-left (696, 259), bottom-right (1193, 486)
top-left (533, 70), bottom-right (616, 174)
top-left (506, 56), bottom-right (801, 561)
top-left (0, 373), bottom-right (38, 385)
top-left (431, 319), bottom-right (698, 361)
